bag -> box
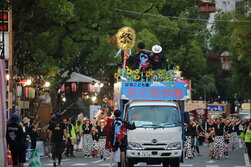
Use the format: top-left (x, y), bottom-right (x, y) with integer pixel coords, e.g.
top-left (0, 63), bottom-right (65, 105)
top-left (114, 148), bottom-right (121, 162)
top-left (28, 149), bottom-right (41, 167)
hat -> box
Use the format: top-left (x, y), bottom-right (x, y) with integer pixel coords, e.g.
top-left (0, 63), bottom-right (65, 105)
top-left (9, 113), bottom-right (21, 123)
top-left (152, 45), bottom-right (162, 54)
top-left (23, 117), bottom-right (30, 124)
top-left (83, 117), bottom-right (90, 122)
top-left (98, 119), bottom-right (107, 126)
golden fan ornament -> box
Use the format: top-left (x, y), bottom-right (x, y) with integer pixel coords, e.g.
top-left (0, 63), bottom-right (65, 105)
top-left (117, 27), bottom-right (136, 50)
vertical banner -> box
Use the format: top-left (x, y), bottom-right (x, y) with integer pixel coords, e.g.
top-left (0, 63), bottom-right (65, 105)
top-left (0, 60), bottom-right (7, 167)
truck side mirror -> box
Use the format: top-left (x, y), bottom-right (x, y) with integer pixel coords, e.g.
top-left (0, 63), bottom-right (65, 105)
top-left (184, 112), bottom-right (190, 123)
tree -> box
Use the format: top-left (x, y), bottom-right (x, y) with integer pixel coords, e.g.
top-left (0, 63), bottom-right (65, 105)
top-left (210, 4), bottom-right (251, 99)
top-left (6, 0), bottom-right (217, 103)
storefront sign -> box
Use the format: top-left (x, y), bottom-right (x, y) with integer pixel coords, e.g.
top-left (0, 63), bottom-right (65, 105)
top-left (185, 101), bottom-right (206, 112)
top-left (208, 104), bottom-right (225, 113)
top-left (241, 103), bottom-right (251, 110)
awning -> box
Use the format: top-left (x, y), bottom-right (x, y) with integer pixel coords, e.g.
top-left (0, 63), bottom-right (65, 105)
top-left (62, 71), bottom-right (100, 83)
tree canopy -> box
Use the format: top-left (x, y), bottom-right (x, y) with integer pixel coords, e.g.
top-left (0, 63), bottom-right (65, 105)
top-left (4, 0), bottom-right (250, 101)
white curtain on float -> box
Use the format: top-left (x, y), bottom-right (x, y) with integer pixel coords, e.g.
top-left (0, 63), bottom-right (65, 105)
top-left (0, 60), bottom-right (7, 167)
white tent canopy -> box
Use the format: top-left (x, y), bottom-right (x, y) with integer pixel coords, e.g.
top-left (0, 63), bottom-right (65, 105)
top-left (62, 71), bottom-right (100, 83)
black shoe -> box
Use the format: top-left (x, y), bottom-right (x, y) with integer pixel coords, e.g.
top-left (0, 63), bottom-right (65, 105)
top-left (100, 155), bottom-right (103, 159)
top-left (53, 162), bottom-right (57, 167)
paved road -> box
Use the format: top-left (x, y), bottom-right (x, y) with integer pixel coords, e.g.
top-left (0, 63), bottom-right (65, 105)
top-left (24, 145), bottom-right (249, 167)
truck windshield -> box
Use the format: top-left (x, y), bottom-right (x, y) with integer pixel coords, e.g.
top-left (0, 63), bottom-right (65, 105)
top-left (127, 106), bottom-right (180, 128)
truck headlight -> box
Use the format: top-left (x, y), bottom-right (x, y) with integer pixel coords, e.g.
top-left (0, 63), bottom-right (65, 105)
top-left (128, 142), bottom-right (143, 150)
top-left (167, 142), bottom-right (181, 150)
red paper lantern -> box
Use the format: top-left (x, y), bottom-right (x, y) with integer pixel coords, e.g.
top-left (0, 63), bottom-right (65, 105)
top-left (88, 84), bottom-right (95, 93)
top-left (60, 84), bottom-right (65, 92)
top-left (71, 83), bottom-right (77, 92)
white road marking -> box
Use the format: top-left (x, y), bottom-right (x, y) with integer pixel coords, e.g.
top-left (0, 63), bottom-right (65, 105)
top-left (62, 158), bottom-right (71, 162)
top-left (72, 163), bottom-right (88, 166)
top-left (205, 165), bottom-right (219, 167)
top-left (180, 165), bottom-right (194, 167)
top-left (206, 160), bottom-right (215, 163)
top-left (99, 163), bottom-right (110, 166)
top-left (244, 153), bottom-right (251, 167)
top-left (91, 159), bottom-right (104, 163)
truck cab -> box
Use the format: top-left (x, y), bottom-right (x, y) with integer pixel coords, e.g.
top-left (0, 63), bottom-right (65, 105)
top-left (114, 80), bottom-right (191, 167)
top-left (125, 101), bottom-right (182, 167)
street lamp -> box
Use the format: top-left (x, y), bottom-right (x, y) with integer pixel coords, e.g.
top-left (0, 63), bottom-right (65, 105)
top-left (91, 96), bottom-right (97, 102)
top-left (6, 74), bottom-right (10, 80)
top-left (94, 83), bottom-right (99, 88)
top-left (44, 81), bottom-right (50, 88)
top-left (62, 97), bottom-right (66, 102)
top-left (26, 79), bottom-right (32, 86)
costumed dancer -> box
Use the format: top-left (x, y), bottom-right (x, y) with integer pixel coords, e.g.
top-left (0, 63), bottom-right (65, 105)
top-left (184, 121), bottom-right (193, 159)
top-left (212, 118), bottom-right (225, 160)
top-left (91, 127), bottom-right (99, 158)
top-left (224, 120), bottom-right (232, 154)
top-left (230, 119), bottom-right (239, 151)
top-left (97, 119), bottom-right (110, 160)
top-left (150, 45), bottom-right (166, 70)
top-left (206, 130), bottom-right (215, 159)
top-left (134, 42), bottom-right (151, 71)
top-left (224, 132), bottom-right (229, 159)
top-left (82, 118), bottom-right (93, 158)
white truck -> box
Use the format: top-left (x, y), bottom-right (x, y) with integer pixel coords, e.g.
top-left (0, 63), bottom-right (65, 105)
top-left (113, 81), bottom-right (191, 167)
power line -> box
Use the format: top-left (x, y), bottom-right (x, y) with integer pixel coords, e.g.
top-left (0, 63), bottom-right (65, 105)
top-left (114, 8), bottom-right (251, 23)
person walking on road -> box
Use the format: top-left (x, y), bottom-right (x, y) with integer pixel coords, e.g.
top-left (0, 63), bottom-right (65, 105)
top-left (109, 110), bottom-right (136, 167)
top-left (81, 118), bottom-right (93, 158)
top-left (65, 118), bottom-right (77, 158)
top-left (212, 118), bottom-right (225, 160)
top-left (244, 120), bottom-right (251, 160)
top-left (6, 113), bottom-right (26, 167)
top-left (184, 121), bottom-right (193, 159)
top-left (48, 113), bottom-right (68, 167)
top-left (97, 119), bottom-right (110, 160)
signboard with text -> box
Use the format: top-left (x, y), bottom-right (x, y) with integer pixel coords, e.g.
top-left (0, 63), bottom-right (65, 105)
top-left (121, 81), bottom-right (190, 101)
top-left (208, 104), bottom-right (228, 113)
top-left (185, 100), bottom-right (207, 112)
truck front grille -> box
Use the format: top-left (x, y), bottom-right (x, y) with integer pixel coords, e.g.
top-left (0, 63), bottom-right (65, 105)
top-left (143, 143), bottom-right (167, 146)
top-left (144, 148), bottom-right (165, 150)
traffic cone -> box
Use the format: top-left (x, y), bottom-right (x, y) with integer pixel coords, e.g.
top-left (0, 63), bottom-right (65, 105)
top-left (7, 147), bottom-right (13, 165)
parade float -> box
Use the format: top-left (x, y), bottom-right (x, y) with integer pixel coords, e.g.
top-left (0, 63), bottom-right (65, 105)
top-left (112, 27), bottom-right (191, 167)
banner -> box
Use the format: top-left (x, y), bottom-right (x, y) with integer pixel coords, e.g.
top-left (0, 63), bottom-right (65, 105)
top-left (121, 81), bottom-right (190, 101)
top-left (208, 104), bottom-right (226, 113)
top-left (185, 101), bottom-right (206, 112)
top-left (0, 60), bottom-right (7, 167)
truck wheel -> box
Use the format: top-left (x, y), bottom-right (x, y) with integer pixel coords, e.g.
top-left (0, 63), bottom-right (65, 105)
top-left (169, 158), bottom-right (180, 167)
top-left (125, 158), bottom-right (134, 167)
